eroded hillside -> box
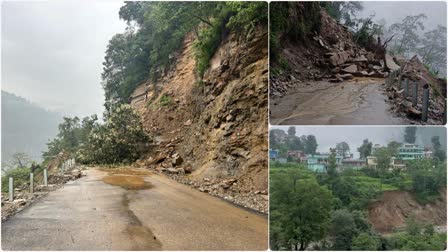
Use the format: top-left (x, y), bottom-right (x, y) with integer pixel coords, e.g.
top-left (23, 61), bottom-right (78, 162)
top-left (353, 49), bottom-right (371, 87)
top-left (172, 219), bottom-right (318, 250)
top-left (130, 27), bottom-right (268, 212)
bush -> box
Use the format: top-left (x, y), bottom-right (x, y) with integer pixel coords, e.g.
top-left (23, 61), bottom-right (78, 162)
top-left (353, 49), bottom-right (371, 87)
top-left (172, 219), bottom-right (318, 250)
top-left (1, 167), bottom-right (30, 193)
top-left (77, 104), bottom-right (150, 164)
top-left (159, 94), bottom-right (172, 107)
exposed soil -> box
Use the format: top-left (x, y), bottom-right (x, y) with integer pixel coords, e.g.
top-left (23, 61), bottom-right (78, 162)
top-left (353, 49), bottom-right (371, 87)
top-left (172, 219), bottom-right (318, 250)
top-left (130, 26), bottom-right (268, 213)
top-left (368, 189), bottom-right (447, 234)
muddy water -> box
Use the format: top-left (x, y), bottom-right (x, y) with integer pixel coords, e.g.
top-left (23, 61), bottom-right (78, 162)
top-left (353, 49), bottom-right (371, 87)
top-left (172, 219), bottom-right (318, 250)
top-left (270, 78), bottom-right (406, 125)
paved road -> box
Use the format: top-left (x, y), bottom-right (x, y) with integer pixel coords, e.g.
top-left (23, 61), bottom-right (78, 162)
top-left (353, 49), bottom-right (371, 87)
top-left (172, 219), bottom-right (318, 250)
top-left (2, 169), bottom-right (268, 251)
top-left (270, 78), bottom-right (406, 125)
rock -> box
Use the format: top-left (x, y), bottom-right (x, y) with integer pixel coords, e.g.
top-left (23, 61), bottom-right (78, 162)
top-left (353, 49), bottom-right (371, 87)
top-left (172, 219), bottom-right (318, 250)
top-left (166, 168), bottom-right (178, 174)
top-left (71, 169), bottom-right (81, 179)
top-left (184, 119), bottom-right (192, 126)
top-left (385, 53), bottom-right (400, 71)
top-left (342, 64), bottom-right (357, 74)
top-left (176, 168), bottom-right (185, 175)
top-left (352, 55), bottom-right (368, 62)
top-left (339, 73), bottom-right (354, 80)
top-left (198, 187), bottom-right (209, 193)
top-left (171, 154), bottom-right (183, 166)
top-left (328, 50), bottom-right (352, 66)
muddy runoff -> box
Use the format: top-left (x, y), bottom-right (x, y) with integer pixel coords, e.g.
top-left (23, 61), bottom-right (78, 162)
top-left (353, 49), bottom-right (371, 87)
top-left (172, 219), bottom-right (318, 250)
top-left (102, 168), bottom-right (161, 250)
top-left (270, 78), bottom-right (407, 125)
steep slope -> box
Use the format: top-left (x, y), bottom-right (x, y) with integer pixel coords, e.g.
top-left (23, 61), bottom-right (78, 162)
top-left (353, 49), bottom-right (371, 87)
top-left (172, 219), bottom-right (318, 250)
top-left (130, 27), bottom-right (268, 212)
top-left (1, 91), bottom-right (62, 163)
top-left (368, 189), bottom-right (447, 234)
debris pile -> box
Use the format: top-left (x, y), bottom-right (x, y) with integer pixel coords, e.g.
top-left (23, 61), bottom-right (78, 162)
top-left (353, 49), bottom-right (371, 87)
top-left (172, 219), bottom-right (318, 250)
top-left (384, 55), bottom-right (446, 124)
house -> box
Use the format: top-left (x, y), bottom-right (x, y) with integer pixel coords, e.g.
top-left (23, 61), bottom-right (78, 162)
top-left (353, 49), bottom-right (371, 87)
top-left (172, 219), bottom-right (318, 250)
top-left (269, 149), bottom-right (279, 160)
top-left (397, 143), bottom-right (425, 160)
top-left (287, 150), bottom-right (307, 163)
top-left (307, 153), bottom-right (343, 172)
top-left (340, 158), bottom-right (366, 169)
top-left (367, 156), bottom-right (406, 170)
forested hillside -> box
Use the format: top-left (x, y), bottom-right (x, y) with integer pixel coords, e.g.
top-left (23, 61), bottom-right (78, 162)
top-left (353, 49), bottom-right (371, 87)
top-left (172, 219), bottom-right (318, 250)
top-left (1, 91), bottom-right (61, 164)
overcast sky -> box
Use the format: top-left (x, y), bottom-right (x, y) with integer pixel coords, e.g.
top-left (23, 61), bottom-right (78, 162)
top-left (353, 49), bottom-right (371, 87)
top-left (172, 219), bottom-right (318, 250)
top-left (2, 1), bottom-right (126, 117)
top-left (270, 126), bottom-right (446, 157)
top-left (359, 1), bottom-right (446, 30)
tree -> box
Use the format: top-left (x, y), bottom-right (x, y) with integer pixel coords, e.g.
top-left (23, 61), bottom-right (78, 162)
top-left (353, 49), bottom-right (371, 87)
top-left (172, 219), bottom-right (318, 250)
top-left (2, 152), bottom-right (33, 172)
top-left (78, 104), bottom-right (150, 164)
top-left (418, 25), bottom-right (447, 74)
top-left (389, 14), bottom-right (427, 57)
top-left (373, 147), bottom-right (393, 176)
top-left (336, 142), bottom-right (350, 157)
top-left (431, 136), bottom-right (446, 162)
top-left (270, 168), bottom-right (334, 250)
top-left (326, 148), bottom-right (338, 178)
top-left (329, 209), bottom-right (358, 250)
top-left (287, 126), bottom-right (296, 137)
top-left (358, 139), bottom-right (372, 159)
top-left (404, 126), bottom-right (417, 144)
top-left (305, 135), bottom-right (318, 155)
top-left (352, 232), bottom-right (380, 250)
top-left (387, 140), bottom-right (401, 157)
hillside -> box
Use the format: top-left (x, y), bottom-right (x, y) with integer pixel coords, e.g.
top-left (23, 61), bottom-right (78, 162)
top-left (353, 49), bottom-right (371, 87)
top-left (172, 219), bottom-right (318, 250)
top-left (369, 189), bottom-right (447, 234)
top-left (270, 2), bottom-right (446, 125)
top-left (1, 91), bottom-right (62, 163)
top-left (132, 27), bottom-right (268, 212)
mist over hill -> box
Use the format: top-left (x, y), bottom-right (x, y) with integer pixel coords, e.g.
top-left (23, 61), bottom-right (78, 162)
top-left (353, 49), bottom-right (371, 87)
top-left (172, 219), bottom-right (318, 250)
top-left (1, 91), bottom-right (62, 164)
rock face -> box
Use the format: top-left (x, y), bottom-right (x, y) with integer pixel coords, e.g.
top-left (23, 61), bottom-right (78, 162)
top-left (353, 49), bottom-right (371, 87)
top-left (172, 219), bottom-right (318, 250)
top-left (132, 26), bottom-right (268, 212)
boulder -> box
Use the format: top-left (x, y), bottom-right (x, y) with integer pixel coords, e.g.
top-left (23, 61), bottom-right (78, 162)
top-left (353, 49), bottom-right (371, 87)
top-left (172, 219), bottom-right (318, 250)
top-left (171, 154), bottom-right (183, 166)
top-left (342, 64), bottom-right (357, 74)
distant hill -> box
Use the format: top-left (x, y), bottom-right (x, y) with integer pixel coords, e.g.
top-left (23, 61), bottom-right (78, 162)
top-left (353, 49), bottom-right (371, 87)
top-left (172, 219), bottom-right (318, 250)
top-left (1, 91), bottom-right (62, 164)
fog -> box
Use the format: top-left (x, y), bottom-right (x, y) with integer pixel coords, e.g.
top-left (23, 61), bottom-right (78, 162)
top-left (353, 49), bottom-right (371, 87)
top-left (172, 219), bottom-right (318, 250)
top-left (359, 1), bottom-right (446, 31)
top-left (2, 1), bottom-right (126, 117)
top-left (270, 126), bottom-right (446, 157)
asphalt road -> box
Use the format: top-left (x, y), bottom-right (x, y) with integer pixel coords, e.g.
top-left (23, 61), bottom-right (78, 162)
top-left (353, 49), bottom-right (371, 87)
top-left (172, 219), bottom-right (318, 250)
top-left (270, 78), bottom-right (406, 125)
top-left (1, 168), bottom-right (268, 251)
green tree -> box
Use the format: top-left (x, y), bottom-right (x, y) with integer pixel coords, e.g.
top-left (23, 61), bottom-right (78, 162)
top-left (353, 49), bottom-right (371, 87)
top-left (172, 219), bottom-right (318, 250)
top-left (326, 148), bottom-right (338, 178)
top-left (431, 135), bottom-right (446, 162)
top-left (287, 126), bottom-right (296, 137)
top-left (270, 168), bottom-right (334, 250)
top-left (418, 25), bottom-right (447, 74)
top-left (336, 142), bottom-right (350, 157)
top-left (352, 232), bottom-right (380, 250)
top-left (389, 14), bottom-right (427, 56)
top-left (304, 135), bottom-right (318, 155)
top-left (404, 126), bottom-right (417, 144)
top-left (357, 139), bottom-right (372, 159)
top-left (329, 209), bottom-right (358, 250)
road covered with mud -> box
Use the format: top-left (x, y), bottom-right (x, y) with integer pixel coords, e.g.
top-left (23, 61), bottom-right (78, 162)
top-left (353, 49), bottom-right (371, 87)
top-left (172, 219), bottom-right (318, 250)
top-left (1, 168), bottom-right (268, 250)
top-left (270, 78), bottom-right (407, 125)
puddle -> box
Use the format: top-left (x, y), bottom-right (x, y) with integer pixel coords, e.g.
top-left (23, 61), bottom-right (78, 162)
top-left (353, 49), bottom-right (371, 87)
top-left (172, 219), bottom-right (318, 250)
top-left (102, 175), bottom-right (153, 190)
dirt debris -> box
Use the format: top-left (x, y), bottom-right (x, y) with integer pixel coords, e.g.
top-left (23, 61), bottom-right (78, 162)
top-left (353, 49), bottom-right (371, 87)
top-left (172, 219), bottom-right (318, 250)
top-left (368, 189), bottom-right (447, 234)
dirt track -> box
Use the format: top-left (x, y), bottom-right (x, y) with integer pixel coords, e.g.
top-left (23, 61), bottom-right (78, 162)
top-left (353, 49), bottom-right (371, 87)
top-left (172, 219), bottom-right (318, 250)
top-left (270, 78), bottom-right (406, 125)
top-left (1, 168), bottom-right (268, 251)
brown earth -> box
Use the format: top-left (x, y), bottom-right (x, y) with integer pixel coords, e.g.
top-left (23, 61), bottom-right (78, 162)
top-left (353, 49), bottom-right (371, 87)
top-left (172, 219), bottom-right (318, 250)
top-left (102, 175), bottom-right (153, 190)
top-left (368, 189), bottom-right (447, 234)
top-left (129, 26), bottom-right (268, 212)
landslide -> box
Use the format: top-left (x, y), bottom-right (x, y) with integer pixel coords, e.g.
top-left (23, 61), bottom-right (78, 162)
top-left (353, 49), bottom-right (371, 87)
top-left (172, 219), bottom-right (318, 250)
top-left (132, 27), bottom-right (268, 212)
top-left (368, 189), bottom-right (447, 234)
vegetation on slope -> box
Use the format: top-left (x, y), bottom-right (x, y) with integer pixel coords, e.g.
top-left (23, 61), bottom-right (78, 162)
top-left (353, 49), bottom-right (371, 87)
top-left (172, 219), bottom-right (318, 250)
top-left (102, 2), bottom-right (267, 106)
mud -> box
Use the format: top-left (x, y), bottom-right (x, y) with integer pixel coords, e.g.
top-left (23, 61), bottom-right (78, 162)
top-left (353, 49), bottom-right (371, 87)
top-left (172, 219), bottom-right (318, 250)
top-left (270, 78), bottom-right (407, 125)
top-left (102, 175), bottom-right (153, 190)
top-left (99, 167), bottom-right (153, 176)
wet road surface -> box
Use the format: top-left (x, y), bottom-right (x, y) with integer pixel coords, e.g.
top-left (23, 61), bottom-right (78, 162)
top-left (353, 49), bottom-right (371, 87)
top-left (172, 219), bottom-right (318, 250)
top-left (1, 168), bottom-right (268, 251)
top-left (270, 78), bottom-right (406, 125)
